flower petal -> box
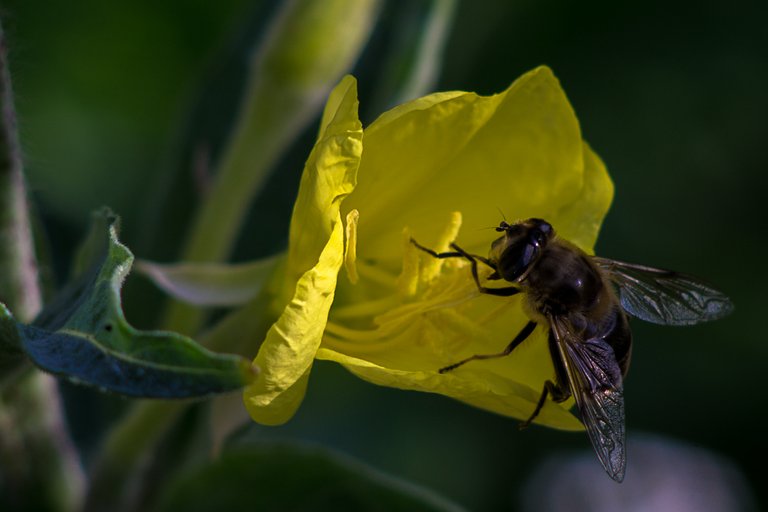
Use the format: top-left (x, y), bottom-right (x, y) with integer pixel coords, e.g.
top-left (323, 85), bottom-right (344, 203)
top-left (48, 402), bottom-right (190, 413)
top-left (344, 66), bottom-right (588, 262)
top-left (319, 68), bottom-right (611, 431)
top-left (552, 142), bottom-right (614, 252)
top-left (243, 76), bottom-right (362, 425)
top-left (286, 75), bottom-right (361, 284)
top-left (322, 287), bottom-right (584, 429)
top-left (316, 345), bottom-right (583, 430)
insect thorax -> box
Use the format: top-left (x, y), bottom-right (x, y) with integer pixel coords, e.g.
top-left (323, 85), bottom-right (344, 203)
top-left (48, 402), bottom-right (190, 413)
top-left (522, 241), bottom-right (604, 317)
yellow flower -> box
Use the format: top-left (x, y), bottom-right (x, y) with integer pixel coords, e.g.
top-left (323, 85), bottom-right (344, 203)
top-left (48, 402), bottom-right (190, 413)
top-left (244, 67), bottom-right (613, 431)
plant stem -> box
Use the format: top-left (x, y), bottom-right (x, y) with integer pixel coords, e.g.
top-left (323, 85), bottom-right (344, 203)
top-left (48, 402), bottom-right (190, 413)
top-left (87, 2), bottom-right (380, 509)
top-left (84, 401), bottom-right (186, 512)
top-left (0, 30), bottom-right (40, 322)
top-left (0, 20), bottom-right (85, 512)
top-left (164, 0), bottom-right (381, 336)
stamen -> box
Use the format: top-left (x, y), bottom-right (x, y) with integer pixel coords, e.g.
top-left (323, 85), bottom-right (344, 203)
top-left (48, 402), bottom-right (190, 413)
top-left (420, 211), bottom-right (463, 283)
top-left (475, 296), bottom-right (520, 325)
top-left (396, 228), bottom-right (420, 298)
top-left (344, 209), bottom-right (360, 284)
top-left (324, 210), bottom-right (523, 366)
top-left (324, 321), bottom-right (400, 344)
top-left (322, 331), bottom-right (408, 353)
top-left (356, 261), bottom-right (399, 288)
top-left (330, 295), bottom-right (400, 319)
top-left (374, 277), bottom-right (478, 326)
top-left (323, 321), bottom-right (378, 341)
top-left (423, 309), bottom-right (499, 353)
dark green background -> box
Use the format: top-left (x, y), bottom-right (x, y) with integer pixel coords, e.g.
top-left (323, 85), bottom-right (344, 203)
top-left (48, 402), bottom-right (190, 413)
top-left (2, 1), bottom-right (765, 510)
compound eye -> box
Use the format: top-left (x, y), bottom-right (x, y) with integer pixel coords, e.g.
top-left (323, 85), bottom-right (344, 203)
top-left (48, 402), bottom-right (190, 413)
top-left (498, 241), bottom-right (540, 281)
top-left (529, 222), bottom-right (553, 247)
top-left (530, 229), bottom-right (546, 247)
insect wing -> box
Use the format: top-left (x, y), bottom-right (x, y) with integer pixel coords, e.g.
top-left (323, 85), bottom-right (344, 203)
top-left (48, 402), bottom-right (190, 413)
top-left (594, 258), bottom-right (734, 326)
top-left (551, 318), bottom-right (626, 482)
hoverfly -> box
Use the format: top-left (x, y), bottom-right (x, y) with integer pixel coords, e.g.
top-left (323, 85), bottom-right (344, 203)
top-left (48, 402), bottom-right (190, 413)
top-left (411, 218), bottom-right (733, 482)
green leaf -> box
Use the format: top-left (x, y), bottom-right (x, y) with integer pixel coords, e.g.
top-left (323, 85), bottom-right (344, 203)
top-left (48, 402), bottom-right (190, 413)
top-left (136, 255), bottom-right (281, 307)
top-left (152, 442), bottom-right (467, 512)
top-left (0, 208), bottom-right (257, 398)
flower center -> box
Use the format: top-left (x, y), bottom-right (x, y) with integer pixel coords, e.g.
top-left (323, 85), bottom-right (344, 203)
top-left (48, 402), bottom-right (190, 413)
top-left (322, 211), bottom-right (519, 368)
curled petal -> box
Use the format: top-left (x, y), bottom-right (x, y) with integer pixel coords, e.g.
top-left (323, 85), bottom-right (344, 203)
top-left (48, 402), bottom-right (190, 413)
top-left (244, 76), bottom-right (362, 424)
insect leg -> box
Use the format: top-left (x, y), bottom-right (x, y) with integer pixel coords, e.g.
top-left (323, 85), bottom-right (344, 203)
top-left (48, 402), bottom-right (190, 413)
top-left (409, 238), bottom-right (465, 260)
top-left (519, 331), bottom-right (572, 429)
top-left (448, 243), bottom-right (520, 297)
top-left (409, 238), bottom-right (520, 297)
top-left (439, 321), bottom-right (537, 373)
top-left (518, 380), bottom-right (570, 430)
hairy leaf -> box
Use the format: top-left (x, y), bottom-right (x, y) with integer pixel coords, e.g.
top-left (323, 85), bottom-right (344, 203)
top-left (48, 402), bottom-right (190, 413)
top-left (0, 209), bottom-right (256, 398)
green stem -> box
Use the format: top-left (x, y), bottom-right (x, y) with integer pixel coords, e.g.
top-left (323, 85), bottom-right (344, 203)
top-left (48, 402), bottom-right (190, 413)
top-left (87, 2), bottom-right (381, 509)
top-left (393, 0), bottom-right (457, 105)
top-left (371, 0), bottom-right (457, 109)
top-left (0, 20), bottom-right (85, 512)
top-left (164, 0), bottom-right (381, 335)
top-left (0, 30), bottom-right (40, 323)
top-left (84, 401), bottom-right (186, 512)
top-left (0, 374), bottom-right (85, 512)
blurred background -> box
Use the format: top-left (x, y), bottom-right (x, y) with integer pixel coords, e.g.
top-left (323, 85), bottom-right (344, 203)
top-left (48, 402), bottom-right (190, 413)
top-left (1, 0), bottom-right (765, 510)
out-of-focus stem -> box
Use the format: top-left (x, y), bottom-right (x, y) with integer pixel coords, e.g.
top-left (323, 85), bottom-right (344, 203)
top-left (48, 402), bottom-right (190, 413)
top-left (84, 401), bottom-right (187, 512)
top-left (0, 20), bottom-right (85, 512)
top-left (0, 27), bottom-right (40, 322)
top-left (87, 2), bottom-right (381, 509)
top-left (394, 0), bottom-right (457, 104)
top-left (165, 0), bottom-right (381, 336)
top-left (0, 375), bottom-right (85, 512)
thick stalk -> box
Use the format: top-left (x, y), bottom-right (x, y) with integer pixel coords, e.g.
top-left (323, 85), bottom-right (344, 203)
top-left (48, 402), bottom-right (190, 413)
top-left (164, 0), bottom-right (381, 336)
top-left (87, 2), bottom-right (380, 509)
top-left (0, 20), bottom-right (85, 512)
top-left (84, 401), bottom-right (186, 512)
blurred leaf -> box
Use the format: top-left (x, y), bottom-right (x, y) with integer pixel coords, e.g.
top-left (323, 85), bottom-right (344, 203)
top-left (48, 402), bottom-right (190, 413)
top-left (137, 254), bottom-right (281, 307)
top-left (0, 209), bottom-right (257, 398)
top-left (153, 442), bottom-right (467, 512)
